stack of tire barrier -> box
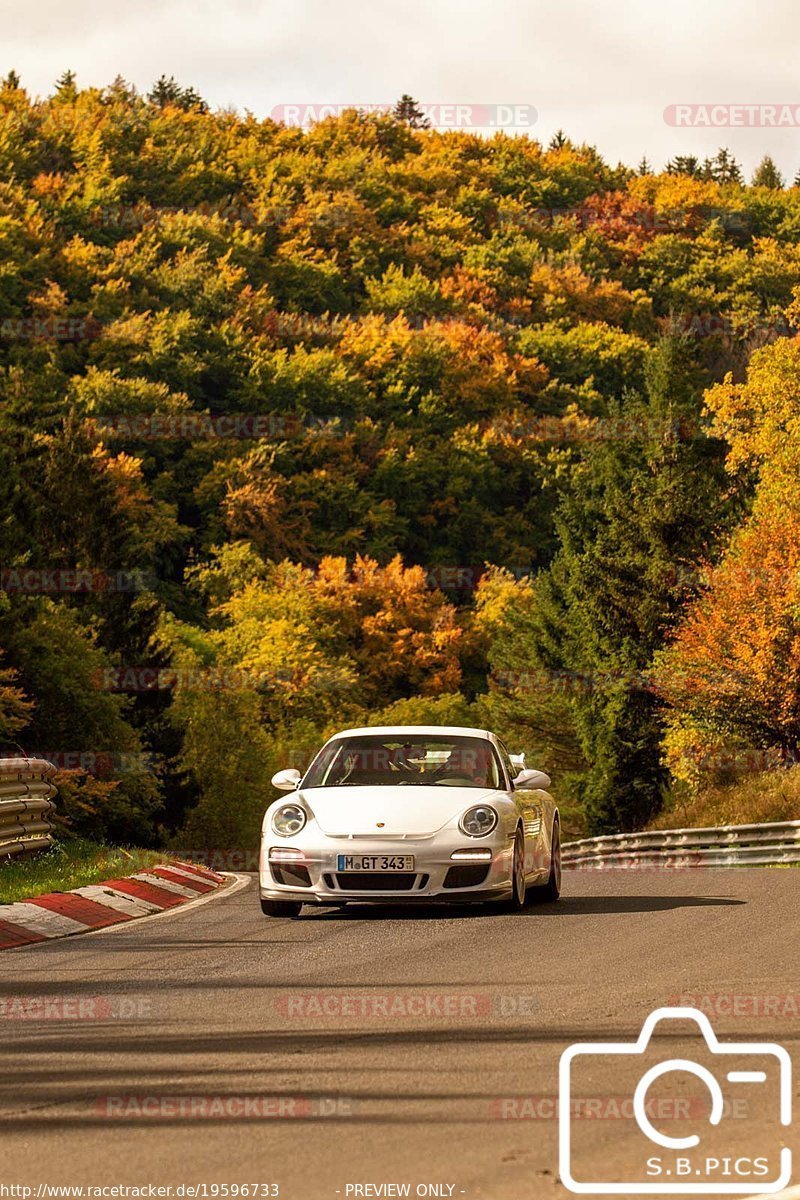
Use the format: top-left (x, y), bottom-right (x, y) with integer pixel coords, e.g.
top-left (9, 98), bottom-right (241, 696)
top-left (0, 756), bottom-right (58, 861)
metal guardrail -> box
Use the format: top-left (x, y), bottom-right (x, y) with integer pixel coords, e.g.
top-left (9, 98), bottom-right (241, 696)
top-left (562, 820), bottom-right (800, 868)
top-left (0, 757), bottom-right (58, 861)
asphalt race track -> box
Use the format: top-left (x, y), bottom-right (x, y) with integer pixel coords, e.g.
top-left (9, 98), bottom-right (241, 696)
top-left (2, 870), bottom-right (798, 1200)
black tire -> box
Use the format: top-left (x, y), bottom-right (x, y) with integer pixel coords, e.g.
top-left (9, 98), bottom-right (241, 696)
top-left (501, 827), bottom-right (526, 911)
top-left (260, 898), bottom-right (302, 918)
top-left (530, 818), bottom-right (561, 903)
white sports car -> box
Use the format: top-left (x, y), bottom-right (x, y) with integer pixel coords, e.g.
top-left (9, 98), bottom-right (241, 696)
top-left (259, 725), bottom-right (561, 917)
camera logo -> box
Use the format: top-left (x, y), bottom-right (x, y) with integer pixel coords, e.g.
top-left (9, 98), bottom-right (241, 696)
top-left (559, 1007), bottom-right (792, 1194)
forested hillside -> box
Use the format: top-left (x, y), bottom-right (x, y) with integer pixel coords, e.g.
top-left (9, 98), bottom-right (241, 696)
top-left (2, 74), bottom-right (800, 845)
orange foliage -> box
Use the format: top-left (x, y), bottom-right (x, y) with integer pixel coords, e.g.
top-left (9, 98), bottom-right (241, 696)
top-left (527, 262), bottom-right (645, 326)
top-left (314, 554), bottom-right (464, 698)
top-left (658, 332), bottom-right (800, 754)
top-left (656, 503), bottom-right (800, 751)
top-left (338, 312), bottom-right (547, 408)
top-left (223, 466), bottom-right (313, 562)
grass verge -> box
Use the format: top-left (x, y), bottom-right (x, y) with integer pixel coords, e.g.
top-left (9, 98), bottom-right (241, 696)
top-left (0, 838), bottom-right (165, 904)
top-left (651, 766), bottom-right (800, 830)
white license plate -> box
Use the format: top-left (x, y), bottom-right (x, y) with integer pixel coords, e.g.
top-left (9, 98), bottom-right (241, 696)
top-left (337, 854), bottom-right (415, 871)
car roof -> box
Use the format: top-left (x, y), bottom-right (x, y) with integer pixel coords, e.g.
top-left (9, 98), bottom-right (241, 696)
top-left (327, 725), bottom-right (493, 741)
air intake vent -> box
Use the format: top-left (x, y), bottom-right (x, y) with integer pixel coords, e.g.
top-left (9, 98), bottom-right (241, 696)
top-left (335, 872), bottom-right (416, 891)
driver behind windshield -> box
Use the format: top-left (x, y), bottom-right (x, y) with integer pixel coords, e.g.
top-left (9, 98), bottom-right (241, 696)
top-left (429, 743), bottom-right (493, 786)
top-left (390, 742), bottom-right (421, 773)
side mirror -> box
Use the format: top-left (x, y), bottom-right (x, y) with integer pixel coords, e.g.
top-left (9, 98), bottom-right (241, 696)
top-left (513, 767), bottom-right (551, 791)
top-left (271, 768), bottom-right (301, 792)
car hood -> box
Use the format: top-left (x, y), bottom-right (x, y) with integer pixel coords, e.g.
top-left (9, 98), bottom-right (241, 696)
top-left (297, 785), bottom-right (500, 837)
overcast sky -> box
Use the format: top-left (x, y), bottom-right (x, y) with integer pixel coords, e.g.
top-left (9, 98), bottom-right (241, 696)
top-left (3, 0), bottom-right (800, 178)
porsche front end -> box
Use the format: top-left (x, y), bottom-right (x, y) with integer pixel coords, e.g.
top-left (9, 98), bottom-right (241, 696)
top-left (259, 785), bottom-right (520, 907)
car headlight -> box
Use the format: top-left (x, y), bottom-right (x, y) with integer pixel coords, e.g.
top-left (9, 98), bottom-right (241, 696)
top-left (459, 804), bottom-right (498, 838)
top-left (271, 803), bottom-right (308, 837)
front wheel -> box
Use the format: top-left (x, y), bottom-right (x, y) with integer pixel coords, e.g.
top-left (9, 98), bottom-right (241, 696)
top-left (501, 828), bottom-right (527, 911)
top-left (260, 898), bottom-right (302, 918)
top-left (530, 818), bottom-right (561, 903)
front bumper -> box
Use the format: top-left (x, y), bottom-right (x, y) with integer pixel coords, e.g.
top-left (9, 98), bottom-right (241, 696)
top-left (259, 835), bottom-right (515, 905)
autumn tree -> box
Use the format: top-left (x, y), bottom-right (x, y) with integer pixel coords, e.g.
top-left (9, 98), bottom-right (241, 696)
top-left (0, 651), bottom-right (32, 744)
top-left (482, 337), bottom-right (732, 832)
top-left (657, 331), bottom-right (800, 775)
top-left (159, 549), bottom-right (465, 843)
top-left (186, 548), bottom-right (465, 723)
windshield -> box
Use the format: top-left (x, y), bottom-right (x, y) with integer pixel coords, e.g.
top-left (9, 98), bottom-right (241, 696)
top-left (302, 734), bottom-right (503, 789)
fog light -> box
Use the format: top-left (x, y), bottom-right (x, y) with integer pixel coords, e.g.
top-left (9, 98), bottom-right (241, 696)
top-left (450, 848), bottom-right (493, 861)
top-left (269, 847), bottom-right (305, 862)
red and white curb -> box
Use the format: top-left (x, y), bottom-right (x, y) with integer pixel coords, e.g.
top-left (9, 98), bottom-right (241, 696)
top-left (0, 861), bottom-right (230, 949)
